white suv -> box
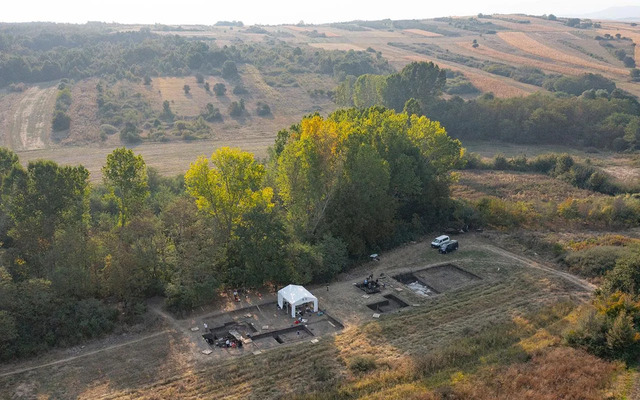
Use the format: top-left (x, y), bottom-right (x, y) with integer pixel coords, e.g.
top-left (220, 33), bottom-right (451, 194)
top-left (431, 235), bottom-right (450, 248)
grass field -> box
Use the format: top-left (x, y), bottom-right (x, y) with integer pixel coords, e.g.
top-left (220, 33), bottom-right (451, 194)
top-left (67, 79), bottom-right (101, 145)
top-left (496, 31), bottom-right (629, 77)
top-left (0, 235), bottom-right (614, 399)
top-left (462, 141), bottom-right (640, 184)
top-left (452, 170), bottom-right (604, 203)
top-left (403, 29), bottom-right (443, 37)
top-left (15, 136), bottom-right (274, 182)
top-left (455, 41), bottom-right (586, 76)
top-left (308, 42), bottom-right (367, 51)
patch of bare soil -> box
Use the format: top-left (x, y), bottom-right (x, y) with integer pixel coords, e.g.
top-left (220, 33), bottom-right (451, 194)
top-left (0, 84), bottom-right (57, 150)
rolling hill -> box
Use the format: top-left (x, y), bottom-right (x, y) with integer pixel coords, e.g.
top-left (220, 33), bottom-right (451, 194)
top-left (1, 14), bottom-right (639, 179)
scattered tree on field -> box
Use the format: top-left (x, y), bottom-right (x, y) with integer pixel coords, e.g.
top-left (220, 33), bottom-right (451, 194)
top-left (213, 83), bottom-right (227, 96)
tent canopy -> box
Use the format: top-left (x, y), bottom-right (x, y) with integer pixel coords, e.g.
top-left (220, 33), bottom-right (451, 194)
top-left (278, 284), bottom-right (318, 318)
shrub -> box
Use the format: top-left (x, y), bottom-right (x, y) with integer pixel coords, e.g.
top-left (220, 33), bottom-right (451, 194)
top-left (256, 101), bottom-right (271, 116)
top-left (120, 121), bottom-right (141, 143)
top-left (100, 124), bottom-right (118, 135)
top-left (623, 57), bottom-right (636, 68)
top-left (52, 110), bottom-right (71, 131)
top-left (201, 103), bottom-right (222, 122)
top-left (8, 83), bottom-right (26, 92)
top-left (233, 84), bottom-right (248, 94)
top-left (213, 83), bottom-right (226, 96)
top-left (349, 356), bottom-right (377, 373)
top-left (475, 197), bottom-right (536, 228)
top-left (528, 154), bottom-right (558, 173)
top-left (460, 152), bottom-right (489, 170)
top-left (228, 99), bottom-right (245, 117)
top-left (222, 60), bottom-right (238, 78)
top-left (493, 154), bottom-right (508, 170)
top-left (564, 246), bottom-right (631, 278)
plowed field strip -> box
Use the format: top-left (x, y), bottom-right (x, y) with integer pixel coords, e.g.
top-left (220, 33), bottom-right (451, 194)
top-left (497, 31), bottom-right (628, 77)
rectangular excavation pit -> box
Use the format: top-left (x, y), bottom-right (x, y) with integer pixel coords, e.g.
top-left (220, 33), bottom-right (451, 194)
top-left (366, 294), bottom-right (409, 313)
top-left (209, 321), bottom-right (257, 336)
top-left (414, 264), bottom-right (481, 293)
top-left (392, 272), bottom-right (439, 297)
top-left (249, 325), bottom-right (314, 349)
top-left (203, 321), bottom-right (258, 347)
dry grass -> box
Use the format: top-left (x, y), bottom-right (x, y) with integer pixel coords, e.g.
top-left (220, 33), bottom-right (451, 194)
top-left (452, 170), bottom-right (604, 203)
top-left (488, 18), bottom-right (568, 32)
top-left (0, 83), bottom-right (57, 150)
top-left (497, 31), bottom-right (629, 77)
top-left (308, 42), bottom-right (366, 51)
top-left (5, 65), bottom-right (336, 179)
top-left (453, 347), bottom-right (618, 400)
top-left (284, 25), bottom-right (340, 37)
top-left (67, 78), bottom-right (100, 145)
top-left (402, 29), bottom-right (443, 38)
top-left (151, 76), bottom-right (226, 117)
top-left (15, 136), bottom-right (274, 182)
top-left (455, 41), bottom-right (585, 76)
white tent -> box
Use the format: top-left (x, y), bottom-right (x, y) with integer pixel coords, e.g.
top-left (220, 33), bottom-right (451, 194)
top-left (277, 284), bottom-right (318, 318)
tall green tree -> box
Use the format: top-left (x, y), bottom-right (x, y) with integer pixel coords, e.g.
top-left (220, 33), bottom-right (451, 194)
top-left (353, 74), bottom-right (385, 109)
top-left (0, 147), bottom-right (18, 184)
top-left (4, 160), bottom-right (90, 278)
top-left (276, 116), bottom-right (345, 238)
top-left (102, 148), bottom-right (149, 227)
top-left (327, 142), bottom-right (394, 256)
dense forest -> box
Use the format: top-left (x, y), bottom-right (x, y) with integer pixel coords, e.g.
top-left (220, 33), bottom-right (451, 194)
top-left (0, 23), bottom-right (391, 87)
top-left (0, 107), bottom-right (462, 359)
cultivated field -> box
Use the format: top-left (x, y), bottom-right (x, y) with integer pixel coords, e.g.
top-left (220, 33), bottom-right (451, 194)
top-left (0, 234), bottom-right (621, 399)
top-left (308, 42), bottom-right (366, 51)
top-left (496, 31), bottom-right (629, 77)
top-left (0, 84), bottom-right (58, 150)
top-left (403, 29), bottom-right (443, 37)
top-left (15, 136), bottom-right (274, 182)
top-left (455, 41), bottom-right (586, 76)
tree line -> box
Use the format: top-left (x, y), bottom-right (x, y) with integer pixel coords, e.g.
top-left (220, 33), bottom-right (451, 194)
top-left (0, 107), bottom-right (462, 359)
top-left (336, 61), bottom-right (640, 151)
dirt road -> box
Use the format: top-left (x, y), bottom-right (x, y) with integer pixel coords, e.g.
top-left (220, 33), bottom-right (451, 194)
top-left (0, 330), bottom-right (170, 379)
top-left (485, 244), bottom-right (596, 293)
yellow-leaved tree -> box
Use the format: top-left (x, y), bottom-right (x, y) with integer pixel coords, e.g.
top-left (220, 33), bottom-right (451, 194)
top-left (185, 147), bottom-right (273, 239)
